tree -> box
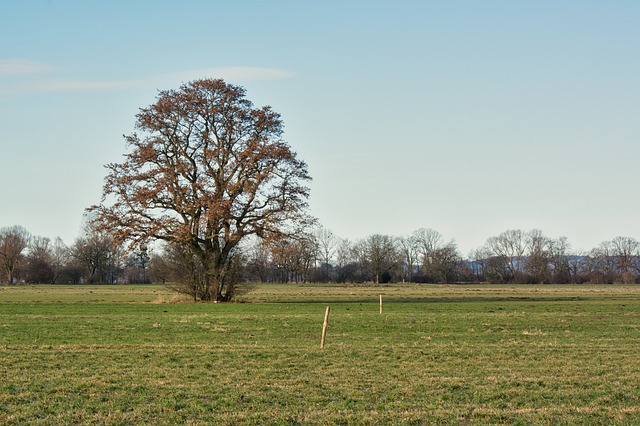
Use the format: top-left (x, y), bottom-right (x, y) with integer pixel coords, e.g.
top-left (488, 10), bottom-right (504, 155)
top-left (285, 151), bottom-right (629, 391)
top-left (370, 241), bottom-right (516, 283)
top-left (484, 229), bottom-right (527, 282)
top-left (0, 226), bottom-right (30, 284)
top-left (610, 236), bottom-right (639, 281)
top-left (314, 226), bottom-right (337, 281)
top-left (357, 234), bottom-right (398, 284)
top-left (334, 238), bottom-right (360, 283)
top-left (412, 228), bottom-right (443, 277)
top-left (147, 249), bottom-right (172, 284)
top-left (269, 234), bottom-right (316, 283)
top-left (524, 229), bottom-right (550, 283)
top-left (396, 235), bottom-right (418, 282)
top-left (123, 245), bottom-right (151, 284)
top-left (25, 236), bottom-right (55, 284)
top-left (469, 246), bottom-right (492, 282)
top-left (70, 216), bottom-right (122, 284)
top-left (72, 230), bottom-right (121, 284)
top-left (89, 78), bottom-right (312, 301)
top-left (547, 236), bottom-right (572, 283)
top-left (49, 237), bottom-right (71, 283)
top-left (430, 241), bottom-right (460, 283)
top-left (244, 238), bottom-right (274, 282)
top-left (587, 241), bottom-right (617, 283)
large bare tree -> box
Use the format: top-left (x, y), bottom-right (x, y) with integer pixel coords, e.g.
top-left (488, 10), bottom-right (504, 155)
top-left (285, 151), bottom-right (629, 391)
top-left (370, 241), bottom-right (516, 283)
top-left (89, 78), bottom-right (312, 301)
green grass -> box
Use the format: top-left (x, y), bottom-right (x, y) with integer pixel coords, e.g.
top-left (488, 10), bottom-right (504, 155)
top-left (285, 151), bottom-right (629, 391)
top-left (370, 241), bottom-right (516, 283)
top-left (1, 284), bottom-right (640, 424)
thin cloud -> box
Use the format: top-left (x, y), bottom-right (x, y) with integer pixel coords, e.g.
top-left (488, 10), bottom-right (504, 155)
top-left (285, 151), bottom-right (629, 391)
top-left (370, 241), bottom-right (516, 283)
top-left (34, 78), bottom-right (140, 92)
top-left (0, 59), bottom-right (53, 76)
top-left (170, 66), bottom-right (295, 83)
top-left (0, 63), bottom-right (294, 96)
top-left (0, 78), bottom-right (140, 96)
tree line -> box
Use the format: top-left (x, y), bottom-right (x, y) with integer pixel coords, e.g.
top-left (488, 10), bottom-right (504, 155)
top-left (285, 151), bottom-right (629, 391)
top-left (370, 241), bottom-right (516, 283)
top-left (0, 223), bottom-right (148, 285)
top-left (3, 223), bottom-right (640, 286)
top-left (244, 227), bottom-right (640, 285)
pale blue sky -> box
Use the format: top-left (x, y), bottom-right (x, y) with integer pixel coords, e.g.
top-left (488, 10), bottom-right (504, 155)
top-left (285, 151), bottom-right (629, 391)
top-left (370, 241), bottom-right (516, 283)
top-left (1, 1), bottom-right (639, 254)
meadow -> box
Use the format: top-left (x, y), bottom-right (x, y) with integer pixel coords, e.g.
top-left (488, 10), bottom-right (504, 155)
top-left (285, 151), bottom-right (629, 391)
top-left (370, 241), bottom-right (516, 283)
top-left (1, 283), bottom-right (640, 425)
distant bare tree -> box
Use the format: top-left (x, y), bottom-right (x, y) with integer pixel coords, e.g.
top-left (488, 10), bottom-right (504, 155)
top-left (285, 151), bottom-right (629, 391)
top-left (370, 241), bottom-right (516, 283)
top-left (314, 226), bottom-right (337, 281)
top-left (123, 245), bottom-right (151, 284)
top-left (524, 229), bottom-right (550, 283)
top-left (469, 247), bottom-right (489, 282)
top-left (25, 236), bottom-right (55, 283)
top-left (147, 249), bottom-right (172, 284)
top-left (268, 235), bottom-right (316, 283)
top-left (610, 236), bottom-right (639, 279)
top-left (547, 236), bottom-right (572, 283)
top-left (358, 234), bottom-right (398, 284)
top-left (334, 238), bottom-right (359, 282)
top-left (291, 236), bottom-right (317, 283)
top-left (567, 251), bottom-right (587, 284)
top-left (430, 241), bottom-right (460, 283)
top-left (484, 229), bottom-right (526, 282)
top-left (72, 226), bottom-right (121, 284)
top-left (0, 226), bottom-right (30, 284)
top-left (244, 238), bottom-right (273, 282)
top-left (586, 241), bottom-right (617, 283)
top-left (412, 228), bottom-right (442, 277)
top-left (50, 237), bottom-right (71, 283)
top-left (583, 236), bottom-right (640, 284)
top-left (396, 235), bottom-right (418, 282)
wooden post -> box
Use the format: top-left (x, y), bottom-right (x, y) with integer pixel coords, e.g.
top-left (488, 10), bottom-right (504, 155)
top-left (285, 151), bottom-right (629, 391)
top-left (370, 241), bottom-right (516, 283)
top-left (380, 294), bottom-right (383, 314)
top-left (320, 306), bottom-right (330, 349)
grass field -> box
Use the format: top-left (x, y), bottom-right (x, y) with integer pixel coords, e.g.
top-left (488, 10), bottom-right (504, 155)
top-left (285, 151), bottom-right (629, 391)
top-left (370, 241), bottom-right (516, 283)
top-left (1, 283), bottom-right (640, 425)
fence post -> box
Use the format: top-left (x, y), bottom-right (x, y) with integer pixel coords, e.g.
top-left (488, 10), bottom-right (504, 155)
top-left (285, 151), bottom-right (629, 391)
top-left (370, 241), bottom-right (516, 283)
top-left (320, 306), bottom-right (330, 349)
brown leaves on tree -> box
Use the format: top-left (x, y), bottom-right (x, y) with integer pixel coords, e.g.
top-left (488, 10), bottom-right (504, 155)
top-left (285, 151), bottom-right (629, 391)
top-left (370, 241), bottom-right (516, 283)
top-left (89, 78), bottom-right (312, 300)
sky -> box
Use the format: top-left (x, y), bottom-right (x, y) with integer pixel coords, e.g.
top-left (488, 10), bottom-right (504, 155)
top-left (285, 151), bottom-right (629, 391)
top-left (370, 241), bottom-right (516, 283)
top-left (1, 1), bottom-right (639, 255)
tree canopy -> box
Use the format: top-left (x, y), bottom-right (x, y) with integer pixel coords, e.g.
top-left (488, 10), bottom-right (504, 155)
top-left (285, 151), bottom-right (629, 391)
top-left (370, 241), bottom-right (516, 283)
top-left (90, 78), bottom-right (312, 301)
